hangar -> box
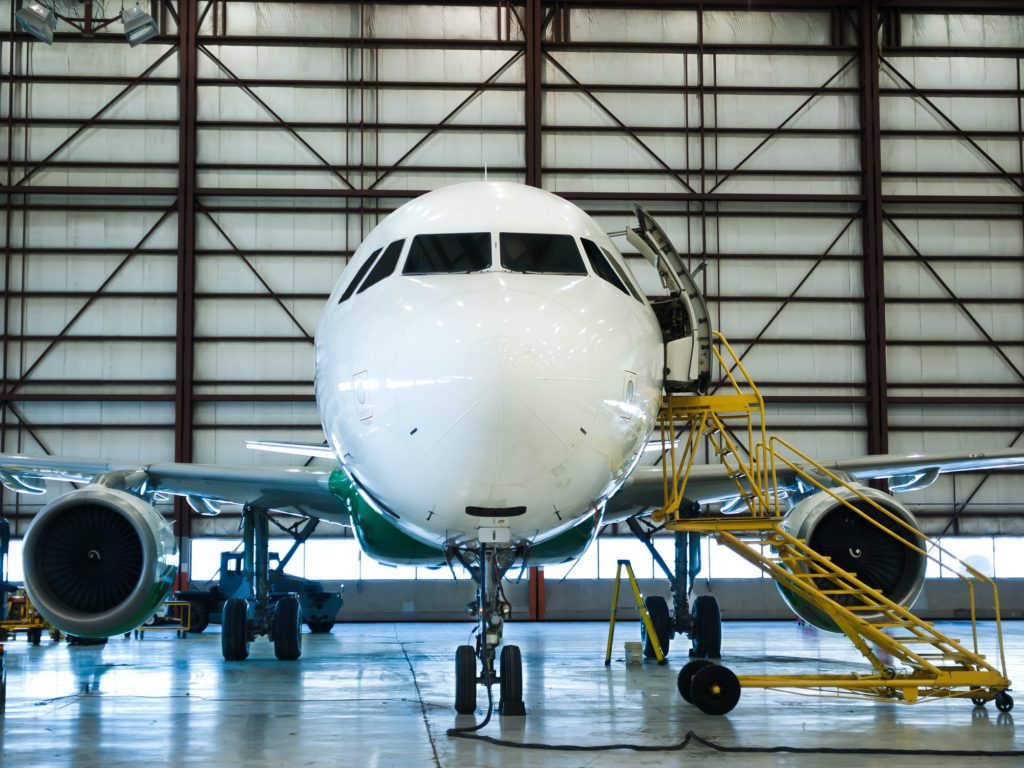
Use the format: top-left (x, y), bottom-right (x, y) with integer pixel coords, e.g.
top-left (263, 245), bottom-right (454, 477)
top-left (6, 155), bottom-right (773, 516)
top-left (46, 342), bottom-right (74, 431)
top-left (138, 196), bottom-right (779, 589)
top-left (1, 0), bottom-right (1023, 764)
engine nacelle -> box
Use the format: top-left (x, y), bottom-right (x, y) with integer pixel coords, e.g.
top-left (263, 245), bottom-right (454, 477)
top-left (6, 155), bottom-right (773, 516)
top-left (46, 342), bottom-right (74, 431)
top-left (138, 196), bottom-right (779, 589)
top-left (22, 485), bottom-right (178, 638)
top-left (778, 485), bottom-right (927, 632)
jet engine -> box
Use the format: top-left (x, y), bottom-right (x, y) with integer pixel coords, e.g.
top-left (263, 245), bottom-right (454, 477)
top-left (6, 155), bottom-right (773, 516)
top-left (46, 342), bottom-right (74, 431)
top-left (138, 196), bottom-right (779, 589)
top-left (777, 485), bottom-right (927, 632)
top-left (22, 485), bottom-right (178, 638)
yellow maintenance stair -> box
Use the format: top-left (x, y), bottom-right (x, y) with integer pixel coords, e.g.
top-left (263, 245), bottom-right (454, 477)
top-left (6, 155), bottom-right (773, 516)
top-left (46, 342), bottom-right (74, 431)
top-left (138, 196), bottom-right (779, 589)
top-left (654, 331), bottom-right (1013, 715)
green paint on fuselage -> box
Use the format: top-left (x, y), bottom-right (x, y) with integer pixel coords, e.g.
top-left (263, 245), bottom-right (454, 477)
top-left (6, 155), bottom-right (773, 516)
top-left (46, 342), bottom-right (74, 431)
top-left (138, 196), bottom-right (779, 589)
top-left (329, 469), bottom-right (446, 566)
top-left (328, 469), bottom-right (602, 568)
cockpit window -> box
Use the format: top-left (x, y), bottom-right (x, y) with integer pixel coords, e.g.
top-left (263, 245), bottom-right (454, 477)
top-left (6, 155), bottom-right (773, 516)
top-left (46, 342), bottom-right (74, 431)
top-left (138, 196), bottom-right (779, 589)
top-left (402, 232), bottom-right (491, 274)
top-left (338, 247), bottom-right (382, 304)
top-left (582, 238), bottom-right (645, 303)
top-left (499, 233), bottom-right (587, 275)
top-left (357, 239), bottom-right (405, 294)
top-left (581, 238), bottom-right (629, 296)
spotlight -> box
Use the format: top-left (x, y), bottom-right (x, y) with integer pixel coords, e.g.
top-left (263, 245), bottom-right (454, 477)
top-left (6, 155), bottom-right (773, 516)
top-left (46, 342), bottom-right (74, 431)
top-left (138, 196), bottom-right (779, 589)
top-left (15, 1), bottom-right (57, 45)
top-left (121, 5), bottom-right (158, 47)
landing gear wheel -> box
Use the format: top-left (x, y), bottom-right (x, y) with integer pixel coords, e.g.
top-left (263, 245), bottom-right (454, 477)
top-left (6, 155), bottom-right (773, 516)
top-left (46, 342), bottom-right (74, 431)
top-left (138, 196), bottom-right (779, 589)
top-left (221, 597), bottom-right (250, 661)
top-left (498, 645), bottom-right (526, 716)
top-left (641, 595), bottom-right (671, 660)
top-left (690, 594), bottom-right (721, 658)
top-left (689, 664), bottom-right (741, 715)
top-left (995, 692), bottom-right (1014, 713)
top-left (677, 659), bottom-right (715, 704)
top-left (187, 601), bottom-right (210, 634)
top-left (306, 620), bottom-right (335, 634)
top-left (454, 645), bottom-right (477, 714)
top-left (273, 596), bottom-right (302, 661)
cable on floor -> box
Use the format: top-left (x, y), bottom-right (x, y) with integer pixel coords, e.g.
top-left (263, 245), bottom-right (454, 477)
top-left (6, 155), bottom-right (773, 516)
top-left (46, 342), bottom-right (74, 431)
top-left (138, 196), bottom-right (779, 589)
top-left (447, 728), bottom-right (1024, 756)
top-left (445, 682), bottom-right (495, 736)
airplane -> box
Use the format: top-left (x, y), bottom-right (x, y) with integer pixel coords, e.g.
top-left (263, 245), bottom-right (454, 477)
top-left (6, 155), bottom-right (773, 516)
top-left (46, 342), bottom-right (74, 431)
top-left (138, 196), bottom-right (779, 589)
top-left (2, 180), bottom-right (1023, 717)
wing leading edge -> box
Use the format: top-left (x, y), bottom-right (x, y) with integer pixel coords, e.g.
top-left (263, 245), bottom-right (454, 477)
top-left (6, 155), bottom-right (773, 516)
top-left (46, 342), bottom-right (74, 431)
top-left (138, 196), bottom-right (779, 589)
top-left (605, 447), bottom-right (1024, 523)
top-left (0, 454), bottom-right (351, 525)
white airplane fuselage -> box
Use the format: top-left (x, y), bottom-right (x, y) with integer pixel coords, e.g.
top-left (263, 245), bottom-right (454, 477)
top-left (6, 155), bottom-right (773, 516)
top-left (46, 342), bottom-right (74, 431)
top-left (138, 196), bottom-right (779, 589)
top-left (314, 182), bottom-right (664, 551)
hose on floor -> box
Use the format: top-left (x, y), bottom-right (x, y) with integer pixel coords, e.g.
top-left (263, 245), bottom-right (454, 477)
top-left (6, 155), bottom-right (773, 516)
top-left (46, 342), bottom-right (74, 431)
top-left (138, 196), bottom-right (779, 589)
top-left (445, 682), bottom-right (494, 736)
top-left (447, 728), bottom-right (1024, 756)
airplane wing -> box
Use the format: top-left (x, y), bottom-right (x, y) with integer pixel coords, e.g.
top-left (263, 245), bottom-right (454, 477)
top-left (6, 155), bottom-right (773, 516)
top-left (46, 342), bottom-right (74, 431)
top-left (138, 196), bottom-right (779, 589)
top-left (0, 455), bottom-right (351, 525)
top-left (604, 447), bottom-right (1024, 523)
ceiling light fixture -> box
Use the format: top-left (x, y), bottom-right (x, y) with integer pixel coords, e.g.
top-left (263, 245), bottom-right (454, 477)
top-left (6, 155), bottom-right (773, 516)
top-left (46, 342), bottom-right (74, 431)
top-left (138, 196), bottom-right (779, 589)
top-left (121, 4), bottom-right (158, 47)
top-left (15, 1), bottom-right (57, 45)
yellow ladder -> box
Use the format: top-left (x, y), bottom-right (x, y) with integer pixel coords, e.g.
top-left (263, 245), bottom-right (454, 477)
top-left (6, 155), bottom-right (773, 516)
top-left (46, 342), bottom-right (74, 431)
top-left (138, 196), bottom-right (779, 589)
top-left (604, 559), bottom-right (667, 666)
top-left (659, 331), bottom-right (1012, 707)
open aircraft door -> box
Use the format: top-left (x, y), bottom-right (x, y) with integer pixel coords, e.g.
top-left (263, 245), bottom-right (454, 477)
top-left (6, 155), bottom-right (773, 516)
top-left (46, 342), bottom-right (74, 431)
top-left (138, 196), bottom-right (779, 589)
top-left (626, 206), bottom-right (712, 394)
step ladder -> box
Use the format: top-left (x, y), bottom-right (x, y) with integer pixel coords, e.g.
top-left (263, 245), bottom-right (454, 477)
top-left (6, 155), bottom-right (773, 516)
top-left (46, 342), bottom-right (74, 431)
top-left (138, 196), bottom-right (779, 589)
top-left (604, 559), bottom-right (667, 666)
top-left (658, 331), bottom-right (1012, 708)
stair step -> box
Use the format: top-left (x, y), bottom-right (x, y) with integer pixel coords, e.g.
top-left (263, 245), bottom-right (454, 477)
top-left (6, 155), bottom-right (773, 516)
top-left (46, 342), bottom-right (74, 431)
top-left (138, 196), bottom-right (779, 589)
top-left (846, 604), bottom-right (887, 611)
top-left (819, 589), bottom-right (871, 595)
top-left (887, 636), bottom-right (957, 644)
top-left (915, 654), bottom-right (977, 661)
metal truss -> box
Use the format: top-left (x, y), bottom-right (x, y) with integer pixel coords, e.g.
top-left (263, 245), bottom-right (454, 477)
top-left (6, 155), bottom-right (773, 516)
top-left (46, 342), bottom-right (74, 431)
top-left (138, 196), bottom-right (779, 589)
top-left (1, 0), bottom-right (1022, 544)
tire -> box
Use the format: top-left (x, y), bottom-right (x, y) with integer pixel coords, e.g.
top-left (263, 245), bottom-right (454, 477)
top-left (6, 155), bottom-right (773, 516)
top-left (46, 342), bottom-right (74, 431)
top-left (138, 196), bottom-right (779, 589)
top-left (677, 659), bottom-right (715, 704)
top-left (995, 692), bottom-right (1014, 713)
top-left (641, 595), bottom-right (671, 660)
top-left (498, 645), bottom-right (526, 716)
top-left (454, 645), bottom-right (477, 714)
top-left (187, 601), bottom-right (210, 634)
top-left (28, 628), bottom-right (42, 646)
top-left (221, 598), bottom-right (250, 661)
top-left (306, 620), bottom-right (335, 634)
top-left (273, 596), bottom-right (302, 661)
top-left (691, 595), bottom-right (722, 659)
top-left (690, 664), bottom-right (741, 716)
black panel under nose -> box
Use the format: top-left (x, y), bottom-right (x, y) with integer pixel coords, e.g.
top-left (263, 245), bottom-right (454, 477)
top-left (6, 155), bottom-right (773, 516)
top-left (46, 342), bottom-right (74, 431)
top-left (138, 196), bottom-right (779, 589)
top-left (466, 506), bottom-right (527, 517)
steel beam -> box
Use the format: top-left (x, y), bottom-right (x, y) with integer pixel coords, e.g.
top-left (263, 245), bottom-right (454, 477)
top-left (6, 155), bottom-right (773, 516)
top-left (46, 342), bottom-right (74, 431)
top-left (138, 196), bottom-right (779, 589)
top-left (525, 0), bottom-right (543, 186)
top-left (175, 0), bottom-right (199, 555)
top-left (858, 1), bottom-right (888, 458)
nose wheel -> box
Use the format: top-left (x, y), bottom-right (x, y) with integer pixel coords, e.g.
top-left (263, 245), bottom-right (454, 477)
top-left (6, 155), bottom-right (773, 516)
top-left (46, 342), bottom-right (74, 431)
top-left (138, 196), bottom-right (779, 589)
top-left (452, 543), bottom-right (526, 717)
top-left (454, 645), bottom-right (477, 714)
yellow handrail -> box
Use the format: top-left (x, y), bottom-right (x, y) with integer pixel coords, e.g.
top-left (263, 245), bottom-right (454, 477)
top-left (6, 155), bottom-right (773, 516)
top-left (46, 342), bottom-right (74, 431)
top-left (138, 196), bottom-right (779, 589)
top-left (765, 435), bottom-right (1007, 677)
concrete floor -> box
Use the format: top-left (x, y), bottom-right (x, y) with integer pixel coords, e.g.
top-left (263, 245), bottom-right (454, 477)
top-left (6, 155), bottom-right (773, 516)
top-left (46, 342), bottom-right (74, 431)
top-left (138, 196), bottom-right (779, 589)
top-left (1, 620), bottom-right (1022, 766)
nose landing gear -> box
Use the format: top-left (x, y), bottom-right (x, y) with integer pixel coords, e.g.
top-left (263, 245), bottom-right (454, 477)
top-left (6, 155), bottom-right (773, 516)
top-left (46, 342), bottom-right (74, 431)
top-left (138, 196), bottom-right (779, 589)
top-left (452, 544), bottom-right (526, 717)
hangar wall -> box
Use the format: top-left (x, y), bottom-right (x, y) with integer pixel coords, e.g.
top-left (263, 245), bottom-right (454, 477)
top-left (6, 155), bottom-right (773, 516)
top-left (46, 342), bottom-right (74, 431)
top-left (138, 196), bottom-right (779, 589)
top-left (1, 2), bottom-right (1022, 572)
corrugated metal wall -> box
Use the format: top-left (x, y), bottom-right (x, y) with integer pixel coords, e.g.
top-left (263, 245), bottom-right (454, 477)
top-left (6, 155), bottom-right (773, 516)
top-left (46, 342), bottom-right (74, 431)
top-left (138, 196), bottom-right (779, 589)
top-left (1, 2), bottom-right (1022, 549)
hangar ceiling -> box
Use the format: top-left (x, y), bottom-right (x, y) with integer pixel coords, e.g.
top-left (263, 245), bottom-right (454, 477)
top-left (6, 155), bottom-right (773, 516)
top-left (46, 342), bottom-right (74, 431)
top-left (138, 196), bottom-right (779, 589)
top-left (1, 0), bottom-right (1022, 548)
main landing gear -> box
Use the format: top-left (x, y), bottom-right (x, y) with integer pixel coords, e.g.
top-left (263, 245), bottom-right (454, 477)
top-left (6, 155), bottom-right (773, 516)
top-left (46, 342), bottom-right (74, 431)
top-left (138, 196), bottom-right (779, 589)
top-left (627, 513), bottom-right (722, 661)
top-left (220, 504), bottom-right (303, 662)
top-left (451, 544), bottom-right (526, 717)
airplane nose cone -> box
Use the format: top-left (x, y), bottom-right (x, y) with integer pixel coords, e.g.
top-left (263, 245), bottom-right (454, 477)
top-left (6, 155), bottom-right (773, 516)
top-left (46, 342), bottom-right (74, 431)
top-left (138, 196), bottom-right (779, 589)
top-left (392, 285), bottom-right (604, 488)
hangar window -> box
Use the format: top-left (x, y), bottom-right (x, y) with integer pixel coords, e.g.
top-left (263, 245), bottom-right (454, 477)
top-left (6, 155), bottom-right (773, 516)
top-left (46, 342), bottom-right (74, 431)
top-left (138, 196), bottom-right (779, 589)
top-left (357, 239), bottom-right (405, 294)
top-left (402, 232), bottom-right (491, 274)
top-left (500, 233), bottom-right (587, 275)
top-left (582, 239), bottom-right (645, 302)
top-left (338, 247), bottom-right (382, 303)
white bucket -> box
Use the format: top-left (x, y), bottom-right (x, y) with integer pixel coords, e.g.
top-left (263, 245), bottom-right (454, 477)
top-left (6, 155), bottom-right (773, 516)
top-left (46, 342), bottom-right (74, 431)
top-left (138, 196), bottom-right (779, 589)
top-left (624, 641), bottom-right (643, 665)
